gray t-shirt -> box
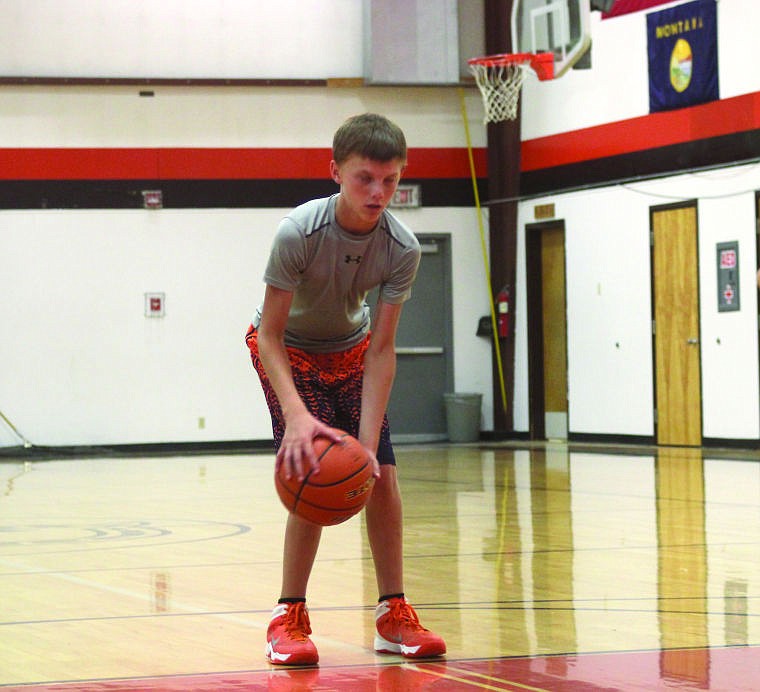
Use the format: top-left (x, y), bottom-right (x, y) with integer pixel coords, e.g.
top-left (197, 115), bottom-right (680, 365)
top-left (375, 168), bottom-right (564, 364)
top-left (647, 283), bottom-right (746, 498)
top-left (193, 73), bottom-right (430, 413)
top-left (254, 194), bottom-right (421, 353)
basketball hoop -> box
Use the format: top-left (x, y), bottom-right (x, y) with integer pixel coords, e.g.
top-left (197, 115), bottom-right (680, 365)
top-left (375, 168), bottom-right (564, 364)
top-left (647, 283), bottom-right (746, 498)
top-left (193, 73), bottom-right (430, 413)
top-left (468, 52), bottom-right (554, 124)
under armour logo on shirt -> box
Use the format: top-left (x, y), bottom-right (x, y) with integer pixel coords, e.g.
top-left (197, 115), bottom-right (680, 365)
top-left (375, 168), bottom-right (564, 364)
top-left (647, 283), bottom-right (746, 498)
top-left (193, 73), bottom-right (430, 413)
top-left (344, 255), bottom-right (362, 264)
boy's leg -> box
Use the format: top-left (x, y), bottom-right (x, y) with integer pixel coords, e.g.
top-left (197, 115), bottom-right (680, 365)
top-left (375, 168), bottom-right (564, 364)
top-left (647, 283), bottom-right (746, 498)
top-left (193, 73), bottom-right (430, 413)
top-left (323, 335), bottom-right (446, 657)
top-left (367, 463), bottom-right (446, 659)
top-left (365, 465), bottom-right (404, 596)
top-left (263, 513), bottom-right (322, 665)
top-left (281, 512), bottom-right (322, 598)
top-left (246, 326), bottom-right (330, 598)
top-left (246, 326), bottom-right (324, 665)
top-left (366, 436), bottom-right (446, 658)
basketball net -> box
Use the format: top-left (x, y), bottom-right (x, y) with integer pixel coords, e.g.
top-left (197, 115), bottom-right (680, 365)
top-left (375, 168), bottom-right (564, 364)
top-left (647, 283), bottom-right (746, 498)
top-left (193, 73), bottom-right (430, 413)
top-left (468, 57), bottom-right (530, 124)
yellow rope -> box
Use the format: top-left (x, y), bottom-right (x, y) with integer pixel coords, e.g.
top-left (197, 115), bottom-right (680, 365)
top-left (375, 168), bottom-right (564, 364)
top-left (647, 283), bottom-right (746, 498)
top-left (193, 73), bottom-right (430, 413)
top-left (459, 88), bottom-right (508, 417)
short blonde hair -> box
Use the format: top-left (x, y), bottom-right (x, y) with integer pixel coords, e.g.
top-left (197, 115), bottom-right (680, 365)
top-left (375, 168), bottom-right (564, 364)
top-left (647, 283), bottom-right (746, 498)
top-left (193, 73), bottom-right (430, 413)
top-left (332, 113), bottom-right (407, 165)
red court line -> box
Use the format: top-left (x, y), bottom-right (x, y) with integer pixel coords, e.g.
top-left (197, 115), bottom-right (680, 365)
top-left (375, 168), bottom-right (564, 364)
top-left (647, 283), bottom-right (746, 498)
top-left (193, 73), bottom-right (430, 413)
top-left (3, 646), bottom-right (760, 691)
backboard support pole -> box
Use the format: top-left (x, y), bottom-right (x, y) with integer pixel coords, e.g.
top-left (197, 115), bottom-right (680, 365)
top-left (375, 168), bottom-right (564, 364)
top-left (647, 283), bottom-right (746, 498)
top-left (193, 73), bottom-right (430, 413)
top-left (484, 0), bottom-right (519, 436)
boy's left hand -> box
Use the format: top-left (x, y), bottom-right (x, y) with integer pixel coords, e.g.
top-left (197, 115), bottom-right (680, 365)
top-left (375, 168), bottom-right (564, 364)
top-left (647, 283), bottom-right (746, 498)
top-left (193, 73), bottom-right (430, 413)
top-left (365, 448), bottom-right (381, 479)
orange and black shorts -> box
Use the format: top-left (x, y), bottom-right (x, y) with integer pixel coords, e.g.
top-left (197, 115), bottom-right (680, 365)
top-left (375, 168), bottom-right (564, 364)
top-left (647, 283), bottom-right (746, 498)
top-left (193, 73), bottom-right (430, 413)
top-left (245, 325), bottom-right (396, 465)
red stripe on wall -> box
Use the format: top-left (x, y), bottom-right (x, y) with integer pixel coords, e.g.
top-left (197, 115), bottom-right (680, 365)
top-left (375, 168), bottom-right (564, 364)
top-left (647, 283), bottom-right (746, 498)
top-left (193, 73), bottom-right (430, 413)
top-left (1, 92), bottom-right (758, 182)
top-left (158, 148), bottom-right (331, 179)
top-left (601, 0), bottom-right (674, 19)
top-left (521, 91), bottom-right (760, 172)
top-left (5, 86), bottom-right (756, 183)
top-left (0, 148), bottom-right (159, 180)
top-left (0, 147), bottom-right (488, 181)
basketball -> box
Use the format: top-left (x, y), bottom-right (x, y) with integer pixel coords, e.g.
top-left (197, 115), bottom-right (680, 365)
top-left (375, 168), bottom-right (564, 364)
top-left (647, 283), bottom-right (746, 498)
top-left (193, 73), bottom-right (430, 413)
top-left (274, 429), bottom-right (375, 526)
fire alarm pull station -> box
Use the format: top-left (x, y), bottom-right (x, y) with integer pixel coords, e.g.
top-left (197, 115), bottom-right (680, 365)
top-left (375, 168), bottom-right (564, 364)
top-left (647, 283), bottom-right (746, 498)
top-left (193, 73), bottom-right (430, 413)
top-left (496, 286), bottom-right (510, 338)
top-left (145, 292), bottom-right (165, 318)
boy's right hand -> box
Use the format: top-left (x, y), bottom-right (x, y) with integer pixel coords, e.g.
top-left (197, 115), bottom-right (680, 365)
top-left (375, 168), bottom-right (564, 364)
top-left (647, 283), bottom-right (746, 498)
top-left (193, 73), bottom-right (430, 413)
top-left (276, 412), bottom-right (342, 481)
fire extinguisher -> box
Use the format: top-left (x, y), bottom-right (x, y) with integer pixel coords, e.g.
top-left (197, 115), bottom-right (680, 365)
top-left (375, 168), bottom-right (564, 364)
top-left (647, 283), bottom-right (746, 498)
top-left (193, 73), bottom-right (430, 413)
top-left (496, 286), bottom-right (510, 338)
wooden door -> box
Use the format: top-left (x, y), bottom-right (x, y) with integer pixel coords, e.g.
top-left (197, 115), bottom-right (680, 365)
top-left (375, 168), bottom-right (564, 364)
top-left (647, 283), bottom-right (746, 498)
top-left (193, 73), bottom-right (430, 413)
top-left (541, 227), bottom-right (568, 439)
top-left (526, 222), bottom-right (568, 440)
top-left (652, 204), bottom-right (702, 445)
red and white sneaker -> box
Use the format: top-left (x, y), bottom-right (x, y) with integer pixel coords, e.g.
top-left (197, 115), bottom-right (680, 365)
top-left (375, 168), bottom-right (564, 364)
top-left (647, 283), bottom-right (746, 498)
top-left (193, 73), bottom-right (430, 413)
top-left (265, 601), bottom-right (319, 666)
top-left (374, 597), bottom-right (446, 658)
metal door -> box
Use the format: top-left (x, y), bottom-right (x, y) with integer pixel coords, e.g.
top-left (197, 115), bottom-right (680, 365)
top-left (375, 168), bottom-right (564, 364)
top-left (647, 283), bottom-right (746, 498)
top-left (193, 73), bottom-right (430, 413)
top-left (370, 234), bottom-right (453, 442)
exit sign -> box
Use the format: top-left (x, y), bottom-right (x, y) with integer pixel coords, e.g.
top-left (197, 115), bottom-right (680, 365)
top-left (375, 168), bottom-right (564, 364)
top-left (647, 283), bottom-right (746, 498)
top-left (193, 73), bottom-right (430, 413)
top-left (390, 184), bottom-right (421, 208)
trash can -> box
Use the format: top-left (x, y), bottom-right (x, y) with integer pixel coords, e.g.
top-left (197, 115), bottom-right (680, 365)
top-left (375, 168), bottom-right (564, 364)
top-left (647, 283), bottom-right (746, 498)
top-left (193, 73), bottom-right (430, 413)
top-left (443, 392), bottom-right (482, 443)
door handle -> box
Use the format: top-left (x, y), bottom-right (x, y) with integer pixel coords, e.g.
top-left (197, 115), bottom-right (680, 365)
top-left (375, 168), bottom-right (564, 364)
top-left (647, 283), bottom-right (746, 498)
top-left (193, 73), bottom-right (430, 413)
top-left (395, 347), bottom-right (444, 355)
top-left (686, 338), bottom-right (699, 345)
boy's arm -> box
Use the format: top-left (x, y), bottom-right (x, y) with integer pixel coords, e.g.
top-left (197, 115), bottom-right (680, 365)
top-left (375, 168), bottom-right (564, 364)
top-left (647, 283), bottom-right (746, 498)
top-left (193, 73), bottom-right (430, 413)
top-left (257, 284), bottom-right (339, 479)
top-left (359, 298), bottom-right (403, 475)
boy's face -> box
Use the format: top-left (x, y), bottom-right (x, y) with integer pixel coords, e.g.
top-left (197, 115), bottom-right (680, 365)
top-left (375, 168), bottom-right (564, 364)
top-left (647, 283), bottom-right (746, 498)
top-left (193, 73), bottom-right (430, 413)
top-left (330, 155), bottom-right (405, 233)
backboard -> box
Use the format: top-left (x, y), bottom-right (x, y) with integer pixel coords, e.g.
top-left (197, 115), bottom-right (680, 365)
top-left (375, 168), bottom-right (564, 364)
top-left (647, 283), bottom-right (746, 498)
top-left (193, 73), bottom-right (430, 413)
top-left (511, 0), bottom-right (591, 78)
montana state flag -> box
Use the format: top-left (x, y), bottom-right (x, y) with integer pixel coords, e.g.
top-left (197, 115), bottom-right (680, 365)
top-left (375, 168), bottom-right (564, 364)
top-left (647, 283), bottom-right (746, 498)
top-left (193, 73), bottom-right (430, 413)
top-left (647, 0), bottom-right (718, 113)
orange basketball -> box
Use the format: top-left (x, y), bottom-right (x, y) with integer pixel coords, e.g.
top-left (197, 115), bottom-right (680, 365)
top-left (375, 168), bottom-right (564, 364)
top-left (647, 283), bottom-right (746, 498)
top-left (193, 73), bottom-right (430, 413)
top-left (274, 429), bottom-right (375, 526)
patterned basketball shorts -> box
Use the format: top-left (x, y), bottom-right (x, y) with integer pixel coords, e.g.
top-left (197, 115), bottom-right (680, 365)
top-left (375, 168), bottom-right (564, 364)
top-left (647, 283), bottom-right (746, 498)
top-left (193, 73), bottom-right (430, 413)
top-left (245, 325), bottom-right (396, 465)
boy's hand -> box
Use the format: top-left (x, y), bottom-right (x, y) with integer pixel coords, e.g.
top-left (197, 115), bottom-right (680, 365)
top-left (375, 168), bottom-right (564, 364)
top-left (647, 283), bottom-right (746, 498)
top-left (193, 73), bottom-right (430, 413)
top-left (276, 413), bottom-right (342, 481)
top-left (365, 449), bottom-right (381, 480)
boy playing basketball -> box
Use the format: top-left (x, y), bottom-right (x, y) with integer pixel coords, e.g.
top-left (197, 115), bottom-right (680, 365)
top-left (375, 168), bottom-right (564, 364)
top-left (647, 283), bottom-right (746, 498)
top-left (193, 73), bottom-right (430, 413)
top-left (246, 113), bottom-right (446, 665)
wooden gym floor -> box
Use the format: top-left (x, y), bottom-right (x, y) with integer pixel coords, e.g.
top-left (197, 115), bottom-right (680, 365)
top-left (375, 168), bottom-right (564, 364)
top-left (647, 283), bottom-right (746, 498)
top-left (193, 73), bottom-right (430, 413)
top-left (1, 441), bottom-right (760, 690)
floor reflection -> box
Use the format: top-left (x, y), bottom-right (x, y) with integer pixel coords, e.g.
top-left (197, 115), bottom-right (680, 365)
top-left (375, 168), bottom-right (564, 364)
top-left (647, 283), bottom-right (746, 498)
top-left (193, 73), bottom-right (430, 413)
top-left (656, 448), bottom-right (709, 687)
top-left (400, 442), bottom-right (760, 689)
top-left (1, 443), bottom-right (760, 690)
